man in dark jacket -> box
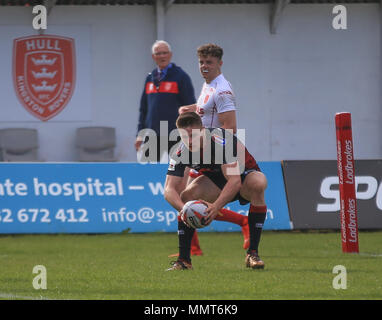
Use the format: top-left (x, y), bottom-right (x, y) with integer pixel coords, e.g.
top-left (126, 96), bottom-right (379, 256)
top-left (136, 40), bottom-right (196, 163)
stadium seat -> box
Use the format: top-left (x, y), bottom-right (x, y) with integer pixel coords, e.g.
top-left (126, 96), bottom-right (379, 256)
top-left (75, 126), bottom-right (117, 162)
top-left (0, 128), bottom-right (40, 162)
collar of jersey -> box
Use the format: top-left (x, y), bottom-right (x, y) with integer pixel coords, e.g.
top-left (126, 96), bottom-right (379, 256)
top-left (206, 73), bottom-right (224, 87)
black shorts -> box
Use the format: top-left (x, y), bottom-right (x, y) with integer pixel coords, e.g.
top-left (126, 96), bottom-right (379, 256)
top-left (202, 168), bottom-right (260, 205)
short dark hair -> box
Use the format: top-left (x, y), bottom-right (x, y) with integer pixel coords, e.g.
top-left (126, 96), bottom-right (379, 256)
top-left (176, 112), bottom-right (203, 128)
top-left (197, 43), bottom-right (223, 60)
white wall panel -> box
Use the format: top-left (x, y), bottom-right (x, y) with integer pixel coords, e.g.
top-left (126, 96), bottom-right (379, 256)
top-left (0, 4), bottom-right (380, 161)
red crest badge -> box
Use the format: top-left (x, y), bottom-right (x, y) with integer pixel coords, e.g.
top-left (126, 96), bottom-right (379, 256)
top-left (13, 35), bottom-right (76, 121)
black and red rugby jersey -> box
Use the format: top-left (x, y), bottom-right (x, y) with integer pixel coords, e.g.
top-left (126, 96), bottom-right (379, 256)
top-left (167, 128), bottom-right (260, 177)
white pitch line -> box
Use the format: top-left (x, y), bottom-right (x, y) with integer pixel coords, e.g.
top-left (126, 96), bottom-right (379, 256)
top-left (0, 293), bottom-right (53, 300)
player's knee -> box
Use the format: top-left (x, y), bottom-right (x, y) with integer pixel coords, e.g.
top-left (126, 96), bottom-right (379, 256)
top-left (180, 188), bottom-right (196, 202)
top-left (258, 177), bottom-right (267, 192)
top-left (251, 174), bottom-right (267, 194)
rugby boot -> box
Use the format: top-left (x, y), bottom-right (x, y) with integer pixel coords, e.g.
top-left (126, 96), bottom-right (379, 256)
top-left (245, 250), bottom-right (265, 269)
top-left (166, 259), bottom-right (193, 271)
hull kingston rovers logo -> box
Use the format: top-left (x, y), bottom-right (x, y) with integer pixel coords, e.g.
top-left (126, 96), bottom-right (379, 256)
top-left (13, 35), bottom-right (76, 121)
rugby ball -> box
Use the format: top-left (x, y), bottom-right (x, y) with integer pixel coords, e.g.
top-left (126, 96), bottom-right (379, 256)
top-left (182, 200), bottom-right (208, 229)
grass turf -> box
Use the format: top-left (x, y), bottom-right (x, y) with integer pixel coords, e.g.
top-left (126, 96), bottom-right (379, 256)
top-left (0, 231), bottom-right (381, 300)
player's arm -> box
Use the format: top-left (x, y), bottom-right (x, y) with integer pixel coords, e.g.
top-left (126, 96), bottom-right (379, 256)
top-left (179, 104), bottom-right (197, 114)
top-left (218, 110), bottom-right (237, 134)
top-left (215, 88), bottom-right (237, 133)
top-left (203, 162), bottom-right (242, 225)
top-left (164, 174), bottom-right (186, 212)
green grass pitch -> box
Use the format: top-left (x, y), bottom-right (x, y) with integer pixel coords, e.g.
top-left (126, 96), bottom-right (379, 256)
top-left (0, 231), bottom-right (381, 300)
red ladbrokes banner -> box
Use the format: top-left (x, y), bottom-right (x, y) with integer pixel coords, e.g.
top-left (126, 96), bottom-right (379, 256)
top-left (13, 35), bottom-right (76, 121)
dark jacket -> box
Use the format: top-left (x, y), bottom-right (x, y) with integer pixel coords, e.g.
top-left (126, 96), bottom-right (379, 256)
top-left (137, 63), bottom-right (196, 136)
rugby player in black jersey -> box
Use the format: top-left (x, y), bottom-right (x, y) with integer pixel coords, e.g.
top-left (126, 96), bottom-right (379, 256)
top-left (164, 112), bottom-right (268, 270)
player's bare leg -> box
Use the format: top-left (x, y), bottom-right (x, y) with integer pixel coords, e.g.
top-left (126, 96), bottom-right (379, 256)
top-left (239, 171), bottom-right (268, 269)
top-left (180, 175), bottom-right (221, 205)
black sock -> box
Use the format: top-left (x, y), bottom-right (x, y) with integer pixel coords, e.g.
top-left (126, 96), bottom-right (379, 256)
top-left (247, 205), bottom-right (267, 254)
top-left (178, 220), bottom-right (195, 263)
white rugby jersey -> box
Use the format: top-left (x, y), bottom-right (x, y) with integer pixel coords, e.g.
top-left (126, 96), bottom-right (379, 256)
top-left (196, 74), bottom-right (236, 128)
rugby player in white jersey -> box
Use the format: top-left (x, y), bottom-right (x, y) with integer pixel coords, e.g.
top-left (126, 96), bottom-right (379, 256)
top-left (173, 44), bottom-right (250, 256)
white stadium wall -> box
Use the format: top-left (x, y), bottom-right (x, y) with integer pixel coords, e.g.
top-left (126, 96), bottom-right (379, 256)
top-left (0, 4), bottom-right (380, 162)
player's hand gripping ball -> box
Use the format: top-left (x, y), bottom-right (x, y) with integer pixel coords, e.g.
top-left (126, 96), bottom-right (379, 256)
top-left (181, 200), bottom-right (208, 229)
